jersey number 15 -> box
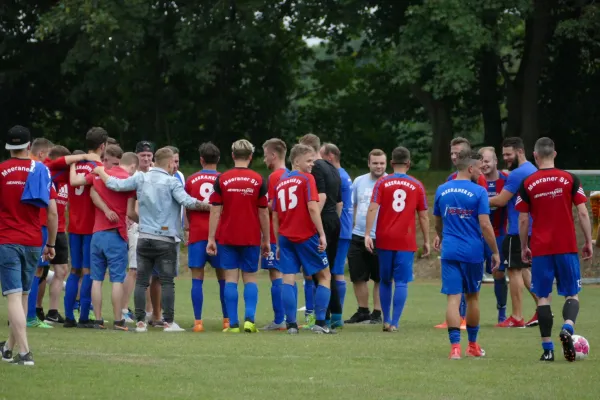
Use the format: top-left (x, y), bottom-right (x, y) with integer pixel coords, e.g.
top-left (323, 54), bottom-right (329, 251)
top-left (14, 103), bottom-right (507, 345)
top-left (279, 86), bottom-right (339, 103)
top-left (278, 186), bottom-right (298, 212)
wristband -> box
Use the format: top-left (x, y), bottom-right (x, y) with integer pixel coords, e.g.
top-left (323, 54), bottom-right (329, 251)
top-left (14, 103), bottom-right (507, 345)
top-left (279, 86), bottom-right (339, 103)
top-left (46, 244), bottom-right (55, 248)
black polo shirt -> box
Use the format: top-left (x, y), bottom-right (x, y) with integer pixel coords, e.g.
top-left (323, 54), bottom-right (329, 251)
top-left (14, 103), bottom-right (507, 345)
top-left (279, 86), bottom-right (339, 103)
top-left (311, 159), bottom-right (341, 217)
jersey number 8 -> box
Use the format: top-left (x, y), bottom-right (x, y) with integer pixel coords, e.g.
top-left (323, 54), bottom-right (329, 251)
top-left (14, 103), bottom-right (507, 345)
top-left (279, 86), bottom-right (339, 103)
top-left (277, 185), bottom-right (298, 212)
top-left (393, 189), bottom-right (407, 212)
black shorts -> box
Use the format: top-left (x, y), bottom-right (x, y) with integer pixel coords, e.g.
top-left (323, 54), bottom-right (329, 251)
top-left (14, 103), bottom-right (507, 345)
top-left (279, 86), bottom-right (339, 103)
top-left (50, 232), bottom-right (69, 265)
top-left (502, 235), bottom-right (530, 269)
top-left (347, 234), bottom-right (380, 283)
top-left (322, 214), bottom-right (340, 273)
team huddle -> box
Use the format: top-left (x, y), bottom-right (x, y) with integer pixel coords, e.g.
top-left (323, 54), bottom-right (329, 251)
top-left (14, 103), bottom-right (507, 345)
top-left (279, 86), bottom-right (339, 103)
top-left (0, 125), bottom-right (593, 366)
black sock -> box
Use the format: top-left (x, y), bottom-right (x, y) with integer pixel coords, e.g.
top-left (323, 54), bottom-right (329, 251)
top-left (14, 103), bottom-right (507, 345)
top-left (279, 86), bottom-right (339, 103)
top-left (537, 305), bottom-right (553, 338)
top-left (562, 299), bottom-right (579, 323)
top-left (316, 319), bottom-right (326, 327)
top-left (47, 309), bottom-right (58, 317)
top-left (358, 307), bottom-right (370, 314)
top-left (371, 309), bottom-right (382, 317)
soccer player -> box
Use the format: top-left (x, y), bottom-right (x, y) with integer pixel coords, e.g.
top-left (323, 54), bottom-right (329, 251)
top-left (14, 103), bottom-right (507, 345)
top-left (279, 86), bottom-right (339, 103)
top-left (65, 127), bottom-right (108, 328)
top-left (364, 147), bottom-right (430, 332)
top-left (345, 149), bottom-right (386, 324)
top-left (35, 146), bottom-right (102, 325)
top-left (207, 139), bottom-right (270, 333)
top-left (261, 138), bottom-right (289, 331)
top-left (320, 143), bottom-right (350, 315)
top-left (29, 138), bottom-right (53, 162)
top-left (88, 150), bottom-right (138, 330)
top-left (479, 147), bottom-right (509, 323)
top-left (516, 137), bottom-right (593, 362)
top-left (0, 125), bottom-right (57, 366)
top-left (272, 144), bottom-right (333, 334)
top-left (298, 134), bottom-right (343, 328)
top-left (434, 137), bottom-right (487, 329)
top-left (434, 150), bottom-right (500, 359)
top-left (184, 142), bottom-right (229, 332)
top-left (102, 145), bottom-right (122, 169)
top-left (490, 137), bottom-right (538, 328)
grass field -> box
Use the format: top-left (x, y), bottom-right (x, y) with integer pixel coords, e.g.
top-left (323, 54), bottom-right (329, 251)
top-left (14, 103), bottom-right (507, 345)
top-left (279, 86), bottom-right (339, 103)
top-left (1, 275), bottom-right (599, 400)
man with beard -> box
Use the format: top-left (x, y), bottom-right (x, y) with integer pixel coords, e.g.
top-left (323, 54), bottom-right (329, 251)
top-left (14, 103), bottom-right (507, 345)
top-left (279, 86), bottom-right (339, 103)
top-left (490, 137), bottom-right (538, 328)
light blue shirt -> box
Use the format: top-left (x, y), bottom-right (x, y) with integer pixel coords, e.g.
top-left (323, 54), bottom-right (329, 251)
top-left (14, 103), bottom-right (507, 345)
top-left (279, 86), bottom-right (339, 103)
top-left (106, 167), bottom-right (198, 240)
top-left (352, 173), bottom-right (383, 238)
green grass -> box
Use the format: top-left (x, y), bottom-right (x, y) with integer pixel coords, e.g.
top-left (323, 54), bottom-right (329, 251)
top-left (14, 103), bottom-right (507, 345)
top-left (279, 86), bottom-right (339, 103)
top-left (1, 277), bottom-right (599, 400)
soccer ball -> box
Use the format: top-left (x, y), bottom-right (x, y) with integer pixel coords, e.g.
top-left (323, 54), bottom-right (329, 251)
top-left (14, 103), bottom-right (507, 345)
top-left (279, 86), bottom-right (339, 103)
top-left (572, 335), bottom-right (590, 360)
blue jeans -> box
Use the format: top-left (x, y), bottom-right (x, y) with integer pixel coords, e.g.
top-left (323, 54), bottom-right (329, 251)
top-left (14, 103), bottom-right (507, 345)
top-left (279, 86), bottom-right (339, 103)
top-left (0, 244), bottom-right (42, 295)
top-left (90, 230), bottom-right (128, 283)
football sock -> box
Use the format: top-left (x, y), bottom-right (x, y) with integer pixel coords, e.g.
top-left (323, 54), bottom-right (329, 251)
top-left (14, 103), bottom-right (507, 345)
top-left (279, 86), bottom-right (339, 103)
top-left (191, 279), bottom-right (203, 320)
top-left (538, 304), bottom-right (553, 338)
top-left (271, 278), bottom-right (284, 324)
top-left (218, 279), bottom-right (228, 318)
top-left (224, 282), bottom-right (239, 326)
top-left (466, 325), bottom-right (479, 343)
top-left (293, 282), bottom-right (298, 308)
top-left (282, 283), bottom-right (297, 324)
top-left (27, 276), bottom-right (40, 320)
top-left (542, 341), bottom-right (554, 351)
top-left (448, 327), bottom-right (461, 345)
top-left (494, 278), bottom-right (507, 309)
top-left (244, 282), bottom-right (258, 323)
top-left (79, 274), bottom-right (93, 321)
top-left (379, 280), bottom-right (392, 325)
top-left (304, 278), bottom-right (314, 314)
top-left (314, 285), bottom-right (331, 323)
top-left (391, 282), bottom-right (408, 327)
top-left (459, 294), bottom-right (466, 318)
top-left (562, 299), bottom-right (579, 324)
top-left (562, 323), bottom-right (574, 335)
top-left (336, 280), bottom-right (347, 311)
top-left (64, 274), bottom-right (79, 320)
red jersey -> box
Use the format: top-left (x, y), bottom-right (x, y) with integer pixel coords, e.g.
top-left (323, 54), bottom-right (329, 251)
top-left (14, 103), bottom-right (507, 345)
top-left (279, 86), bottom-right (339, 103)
top-left (448, 171), bottom-right (488, 189)
top-left (486, 171), bottom-right (509, 237)
top-left (0, 158), bottom-right (48, 246)
top-left (209, 167), bottom-right (268, 246)
top-left (273, 171), bottom-right (319, 243)
top-left (515, 168), bottom-right (587, 256)
top-left (40, 157), bottom-right (69, 232)
top-left (185, 169), bottom-right (220, 244)
top-left (267, 168), bottom-right (289, 244)
top-left (371, 173), bottom-right (428, 251)
top-left (91, 166), bottom-right (135, 241)
top-left (69, 160), bottom-right (103, 235)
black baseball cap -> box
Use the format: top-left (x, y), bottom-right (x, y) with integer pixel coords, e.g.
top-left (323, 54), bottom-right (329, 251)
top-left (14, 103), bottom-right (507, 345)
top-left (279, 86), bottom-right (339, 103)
top-left (135, 140), bottom-right (155, 153)
top-left (6, 125), bottom-right (31, 150)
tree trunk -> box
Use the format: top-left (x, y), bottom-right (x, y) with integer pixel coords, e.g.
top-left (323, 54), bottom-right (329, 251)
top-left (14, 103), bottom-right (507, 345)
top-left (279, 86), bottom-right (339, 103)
top-left (479, 49), bottom-right (503, 152)
top-left (410, 85), bottom-right (454, 170)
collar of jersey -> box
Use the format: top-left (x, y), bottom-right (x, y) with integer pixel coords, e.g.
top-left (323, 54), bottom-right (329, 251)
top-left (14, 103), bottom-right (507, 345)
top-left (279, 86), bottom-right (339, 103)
top-left (200, 169), bottom-right (217, 173)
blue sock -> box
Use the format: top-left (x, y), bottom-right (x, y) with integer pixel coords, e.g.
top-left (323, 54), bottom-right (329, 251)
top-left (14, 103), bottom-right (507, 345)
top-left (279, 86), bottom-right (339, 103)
top-left (27, 276), bottom-right (40, 320)
top-left (79, 274), bottom-right (93, 322)
top-left (459, 294), bottom-right (466, 318)
top-left (271, 278), bottom-right (284, 324)
top-left (282, 283), bottom-right (297, 324)
top-left (314, 285), bottom-right (331, 322)
top-left (191, 279), bottom-right (203, 320)
top-left (243, 282), bottom-right (258, 323)
top-left (494, 278), bottom-right (507, 308)
top-left (304, 279), bottom-right (314, 314)
top-left (64, 274), bottom-right (79, 320)
top-left (218, 279), bottom-right (228, 318)
top-left (294, 282), bottom-right (298, 309)
top-left (448, 328), bottom-right (461, 345)
top-left (466, 324), bottom-right (479, 343)
top-left (391, 282), bottom-right (408, 327)
top-left (224, 282), bottom-right (238, 326)
top-left (336, 280), bottom-right (347, 311)
top-left (562, 323), bottom-right (574, 335)
top-left (542, 341), bottom-right (554, 351)
top-left (379, 280), bottom-right (393, 325)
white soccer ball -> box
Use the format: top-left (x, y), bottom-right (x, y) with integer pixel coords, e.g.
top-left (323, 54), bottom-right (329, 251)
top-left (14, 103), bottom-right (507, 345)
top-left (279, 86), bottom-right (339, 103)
top-left (572, 335), bottom-right (590, 360)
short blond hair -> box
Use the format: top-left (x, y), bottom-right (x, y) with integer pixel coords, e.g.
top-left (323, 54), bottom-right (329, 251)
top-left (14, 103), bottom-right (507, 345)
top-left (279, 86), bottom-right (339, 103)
top-left (368, 149), bottom-right (386, 162)
top-left (104, 144), bottom-right (123, 159)
top-left (451, 137), bottom-right (471, 149)
top-left (299, 133), bottom-right (321, 153)
top-left (262, 138), bottom-right (287, 160)
top-left (121, 152), bottom-right (140, 168)
top-left (154, 147), bottom-right (174, 167)
top-left (478, 146), bottom-right (497, 161)
top-left (289, 144), bottom-right (314, 164)
top-left (232, 139), bottom-right (254, 160)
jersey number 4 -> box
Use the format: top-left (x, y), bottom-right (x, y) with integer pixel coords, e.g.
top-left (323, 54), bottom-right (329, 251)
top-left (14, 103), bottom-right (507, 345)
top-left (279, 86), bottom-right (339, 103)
top-left (392, 189), bottom-right (407, 212)
top-left (277, 186), bottom-right (298, 211)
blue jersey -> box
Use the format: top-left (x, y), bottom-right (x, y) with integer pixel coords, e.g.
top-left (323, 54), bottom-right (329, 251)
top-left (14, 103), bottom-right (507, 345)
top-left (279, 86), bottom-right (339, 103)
top-left (433, 179), bottom-right (490, 263)
top-left (503, 161), bottom-right (536, 235)
top-left (338, 167), bottom-right (353, 240)
top-left (487, 172), bottom-right (509, 237)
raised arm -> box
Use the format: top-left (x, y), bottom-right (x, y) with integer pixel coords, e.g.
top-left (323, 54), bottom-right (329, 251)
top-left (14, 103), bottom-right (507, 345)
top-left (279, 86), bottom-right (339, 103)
top-left (94, 166), bottom-right (139, 192)
top-left (170, 178), bottom-right (205, 210)
top-left (70, 164), bottom-right (90, 187)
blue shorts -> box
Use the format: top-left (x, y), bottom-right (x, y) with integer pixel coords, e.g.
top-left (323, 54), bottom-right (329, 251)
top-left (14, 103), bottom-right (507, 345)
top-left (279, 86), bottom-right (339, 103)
top-left (261, 243), bottom-right (280, 271)
top-left (441, 259), bottom-right (484, 295)
top-left (90, 231), bottom-right (128, 283)
top-left (377, 249), bottom-right (414, 283)
top-left (38, 226), bottom-right (49, 267)
top-left (188, 240), bottom-right (221, 269)
top-left (531, 253), bottom-right (581, 298)
top-left (485, 236), bottom-right (506, 274)
top-left (0, 244), bottom-right (42, 295)
top-left (220, 245), bottom-right (260, 273)
top-left (69, 233), bottom-right (93, 269)
top-left (331, 238), bottom-right (350, 275)
top-left (279, 234), bottom-right (329, 276)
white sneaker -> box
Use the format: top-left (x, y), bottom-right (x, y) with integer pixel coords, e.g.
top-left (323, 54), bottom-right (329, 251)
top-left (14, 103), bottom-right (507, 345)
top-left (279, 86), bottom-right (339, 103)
top-left (163, 322), bottom-right (185, 332)
top-left (136, 321), bottom-right (148, 332)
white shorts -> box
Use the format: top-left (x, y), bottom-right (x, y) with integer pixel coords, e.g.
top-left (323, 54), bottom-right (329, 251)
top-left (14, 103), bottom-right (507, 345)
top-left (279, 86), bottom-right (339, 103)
top-left (128, 223), bottom-right (139, 269)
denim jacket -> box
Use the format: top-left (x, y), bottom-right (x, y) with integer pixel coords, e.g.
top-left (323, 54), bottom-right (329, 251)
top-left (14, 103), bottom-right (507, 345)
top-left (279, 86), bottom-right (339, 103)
top-left (106, 168), bottom-right (198, 239)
